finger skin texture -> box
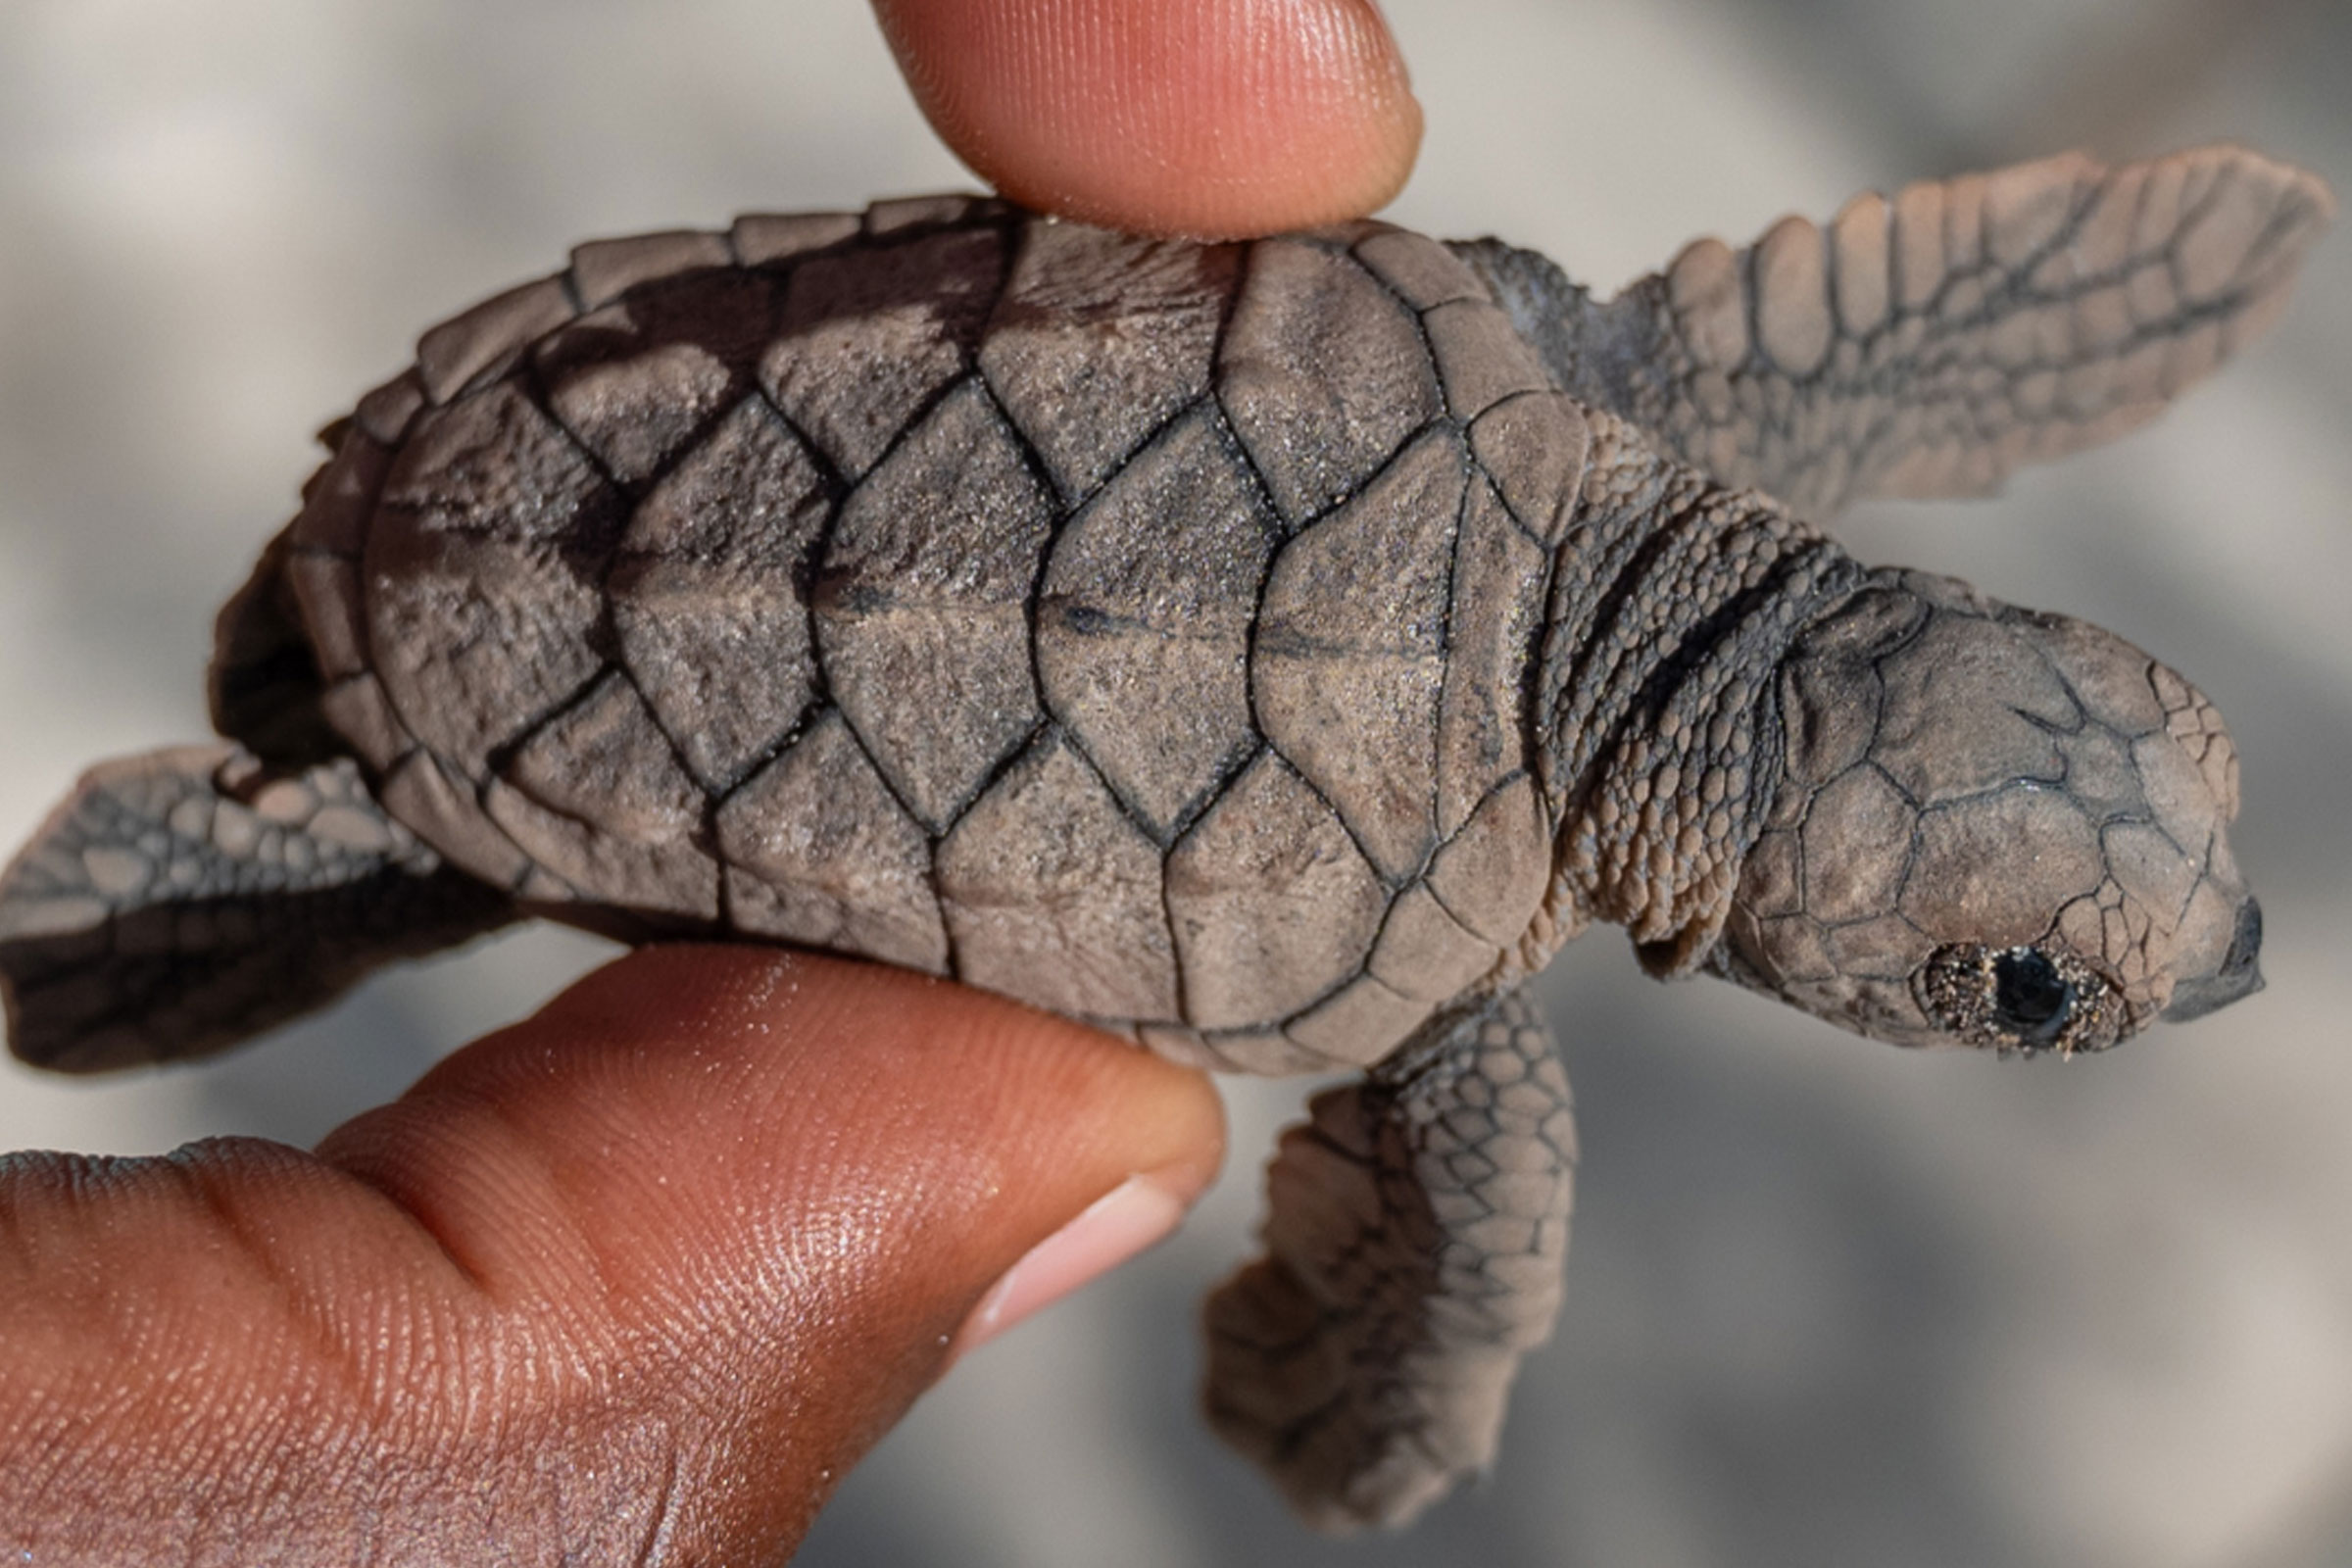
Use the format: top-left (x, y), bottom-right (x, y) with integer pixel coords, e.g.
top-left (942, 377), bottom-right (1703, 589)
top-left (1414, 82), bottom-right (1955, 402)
top-left (0, 946), bottom-right (1222, 1563)
top-left (871, 0), bottom-right (1423, 237)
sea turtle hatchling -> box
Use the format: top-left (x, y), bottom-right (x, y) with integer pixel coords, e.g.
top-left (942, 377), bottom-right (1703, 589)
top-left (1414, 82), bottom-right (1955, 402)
top-left (0, 144), bottom-right (2330, 1528)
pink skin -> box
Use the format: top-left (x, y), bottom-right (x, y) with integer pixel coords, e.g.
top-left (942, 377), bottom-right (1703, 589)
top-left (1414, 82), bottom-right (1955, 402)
top-left (872, 0), bottom-right (1422, 238)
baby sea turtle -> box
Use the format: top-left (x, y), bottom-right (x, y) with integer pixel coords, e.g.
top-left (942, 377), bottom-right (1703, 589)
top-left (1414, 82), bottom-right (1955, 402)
top-left (0, 145), bottom-right (2328, 1528)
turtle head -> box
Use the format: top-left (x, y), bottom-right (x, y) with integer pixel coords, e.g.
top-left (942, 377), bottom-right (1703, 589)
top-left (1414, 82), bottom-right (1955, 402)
top-left (1709, 570), bottom-right (2262, 1054)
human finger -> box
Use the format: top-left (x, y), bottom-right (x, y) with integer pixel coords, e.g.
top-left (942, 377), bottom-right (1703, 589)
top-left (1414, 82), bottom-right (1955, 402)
top-left (872, 0), bottom-right (1423, 236)
top-left (0, 946), bottom-right (1223, 1563)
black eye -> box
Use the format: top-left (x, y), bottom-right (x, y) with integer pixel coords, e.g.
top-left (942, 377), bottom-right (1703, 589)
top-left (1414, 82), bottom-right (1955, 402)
top-left (1991, 949), bottom-right (2073, 1045)
top-left (1921, 943), bottom-right (2124, 1054)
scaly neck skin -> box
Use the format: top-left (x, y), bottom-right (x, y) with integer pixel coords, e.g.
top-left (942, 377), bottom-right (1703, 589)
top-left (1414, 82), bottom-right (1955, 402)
top-left (1532, 412), bottom-right (1865, 973)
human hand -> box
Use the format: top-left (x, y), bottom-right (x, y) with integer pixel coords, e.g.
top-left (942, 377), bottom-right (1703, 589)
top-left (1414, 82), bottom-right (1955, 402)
top-left (0, 3), bottom-right (1422, 1560)
top-left (1, 949), bottom-right (1222, 1561)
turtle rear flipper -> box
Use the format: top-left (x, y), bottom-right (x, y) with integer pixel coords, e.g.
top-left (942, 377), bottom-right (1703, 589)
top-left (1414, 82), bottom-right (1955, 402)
top-left (1464, 144), bottom-right (2334, 516)
top-left (0, 745), bottom-right (516, 1071)
top-left (1203, 987), bottom-right (1577, 1530)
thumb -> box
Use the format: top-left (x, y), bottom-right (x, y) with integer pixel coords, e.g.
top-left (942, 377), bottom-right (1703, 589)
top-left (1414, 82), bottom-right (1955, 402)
top-left (0, 946), bottom-right (1223, 1564)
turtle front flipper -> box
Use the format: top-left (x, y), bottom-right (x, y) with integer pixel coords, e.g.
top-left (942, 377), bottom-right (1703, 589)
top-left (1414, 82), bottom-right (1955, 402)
top-left (0, 745), bottom-right (516, 1071)
top-left (1461, 145), bottom-right (2333, 516)
top-left (1203, 986), bottom-right (1576, 1530)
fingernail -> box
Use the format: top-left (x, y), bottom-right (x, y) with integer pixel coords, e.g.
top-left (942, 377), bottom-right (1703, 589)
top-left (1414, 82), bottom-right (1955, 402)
top-left (950, 1169), bottom-right (1198, 1358)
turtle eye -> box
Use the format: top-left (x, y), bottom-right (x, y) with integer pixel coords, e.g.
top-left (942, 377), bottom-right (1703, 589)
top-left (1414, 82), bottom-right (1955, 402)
top-left (1920, 943), bottom-right (2125, 1055)
top-left (1990, 950), bottom-right (2073, 1046)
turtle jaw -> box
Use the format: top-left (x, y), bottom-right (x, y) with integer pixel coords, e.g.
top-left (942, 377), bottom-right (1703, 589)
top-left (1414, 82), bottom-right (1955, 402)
top-left (2160, 896), bottom-right (2266, 1022)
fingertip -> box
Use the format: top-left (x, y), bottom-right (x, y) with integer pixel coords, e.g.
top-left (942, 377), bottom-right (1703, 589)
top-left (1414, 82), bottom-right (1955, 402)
top-left (948, 1163), bottom-right (1201, 1360)
top-left (873, 0), bottom-right (1422, 237)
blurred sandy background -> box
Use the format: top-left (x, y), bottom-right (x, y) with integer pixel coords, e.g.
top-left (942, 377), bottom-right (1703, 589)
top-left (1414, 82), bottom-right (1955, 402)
top-left (2, 2), bottom-right (2348, 1563)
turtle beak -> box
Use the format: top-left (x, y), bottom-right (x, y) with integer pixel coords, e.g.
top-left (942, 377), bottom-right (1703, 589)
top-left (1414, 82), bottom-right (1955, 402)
top-left (2163, 897), bottom-right (2266, 1022)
